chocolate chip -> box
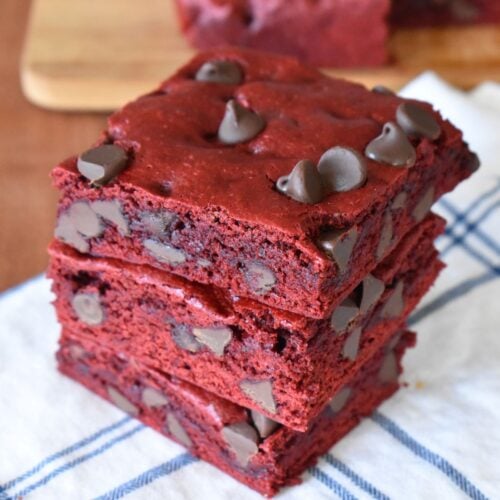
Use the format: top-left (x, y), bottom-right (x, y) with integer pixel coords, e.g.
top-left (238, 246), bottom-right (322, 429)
top-left (91, 200), bottom-right (129, 236)
top-left (222, 422), bottom-right (259, 467)
top-left (329, 387), bottom-right (352, 413)
top-left (330, 297), bottom-right (359, 334)
top-left (170, 324), bottom-right (202, 353)
top-left (316, 226), bottom-right (358, 273)
top-left (195, 60), bottom-right (243, 85)
top-left (243, 262), bottom-right (276, 295)
top-left (372, 85), bottom-right (396, 96)
top-left (412, 186), bottom-right (435, 222)
top-left (55, 213), bottom-right (89, 253)
top-left (378, 351), bottom-right (398, 384)
top-left (376, 211), bottom-right (393, 260)
top-left (276, 160), bottom-right (324, 204)
top-left (71, 292), bottom-right (104, 325)
top-left (144, 238), bottom-right (186, 265)
top-left (166, 413), bottom-right (192, 448)
top-left (467, 151), bottom-right (480, 173)
top-left (342, 327), bottom-right (362, 361)
top-left (136, 210), bottom-right (176, 235)
top-left (250, 410), bottom-right (280, 439)
top-left (391, 191), bottom-right (408, 210)
top-left (380, 281), bottom-right (405, 319)
top-left (396, 103), bottom-right (441, 140)
top-left (360, 274), bottom-right (385, 314)
top-left (68, 202), bottom-right (103, 238)
top-left (107, 386), bottom-right (139, 416)
top-left (365, 122), bottom-right (416, 167)
top-left (77, 144), bottom-right (128, 186)
top-left (218, 100), bottom-right (265, 144)
top-left (240, 380), bottom-right (276, 414)
top-left (192, 326), bottom-right (232, 356)
top-left (317, 147), bottom-right (367, 192)
top-left (142, 387), bottom-right (168, 408)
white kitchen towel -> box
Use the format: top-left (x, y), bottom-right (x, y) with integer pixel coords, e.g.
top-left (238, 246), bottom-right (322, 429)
top-left (1, 73), bottom-right (499, 500)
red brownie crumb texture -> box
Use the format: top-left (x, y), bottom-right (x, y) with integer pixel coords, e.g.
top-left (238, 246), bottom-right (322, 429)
top-left (391, 0), bottom-right (500, 27)
top-left (173, 0), bottom-right (391, 67)
top-left (57, 330), bottom-right (415, 497)
top-left (48, 213), bottom-right (444, 430)
top-left (51, 48), bottom-right (478, 319)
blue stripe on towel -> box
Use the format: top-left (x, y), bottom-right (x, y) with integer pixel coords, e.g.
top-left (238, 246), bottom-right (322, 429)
top-left (371, 412), bottom-right (488, 500)
top-left (95, 453), bottom-right (197, 500)
top-left (309, 467), bottom-right (359, 500)
top-left (9, 424), bottom-right (144, 499)
top-left (0, 416), bottom-right (131, 492)
top-left (325, 455), bottom-right (390, 500)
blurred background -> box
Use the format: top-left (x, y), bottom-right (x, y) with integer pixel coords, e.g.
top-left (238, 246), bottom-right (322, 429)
top-left (1, 0), bottom-right (499, 291)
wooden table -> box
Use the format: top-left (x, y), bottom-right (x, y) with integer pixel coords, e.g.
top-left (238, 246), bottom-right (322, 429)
top-left (0, 0), bottom-right (106, 291)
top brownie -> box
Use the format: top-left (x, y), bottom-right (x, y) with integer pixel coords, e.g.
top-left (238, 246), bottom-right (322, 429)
top-left (52, 48), bottom-right (478, 319)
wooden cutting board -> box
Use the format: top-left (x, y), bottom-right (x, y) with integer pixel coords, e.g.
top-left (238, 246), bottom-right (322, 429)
top-left (21, 0), bottom-right (500, 111)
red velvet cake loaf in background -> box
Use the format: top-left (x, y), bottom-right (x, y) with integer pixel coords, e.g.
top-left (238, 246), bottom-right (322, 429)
top-left (58, 329), bottom-right (415, 497)
top-left (391, 0), bottom-right (500, 28)
top-left (173, 0), bottom-right (391, 67)
top-left (48, 214), bottom-right (444, 430)
top-left (51, 48), bottom-right (477, 319)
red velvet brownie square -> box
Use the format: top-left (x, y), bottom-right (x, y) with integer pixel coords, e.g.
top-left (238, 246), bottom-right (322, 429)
top-left (173, 0), bottom-right (391, 67)
top-left (51, 48), bottom-right (478, 319)
top-left (48, 213), bottom-right (444, 430)
top-left (57, 329), bottom-right (415, 497)
top-left (391, 0), bottom-right (500, 27)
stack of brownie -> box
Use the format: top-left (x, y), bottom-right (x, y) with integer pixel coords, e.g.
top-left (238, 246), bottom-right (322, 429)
top-left (48, 48), bottom-right (478, 496)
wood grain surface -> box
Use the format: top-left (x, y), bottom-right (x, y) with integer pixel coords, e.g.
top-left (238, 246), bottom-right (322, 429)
top-left (21, 0), bottom-right (500, 111)
top-left (0, 0), bottom-right (106, 291)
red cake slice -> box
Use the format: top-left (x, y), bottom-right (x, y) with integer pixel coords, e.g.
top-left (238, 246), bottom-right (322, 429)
top-left (48, 213), bottom-right (444, 431)
top-left (51, 48), bottom-right (478, 320)
top-left (57, 329), bottom-right (415, 497)
top-left (173, 0), bottom-right (391, 67)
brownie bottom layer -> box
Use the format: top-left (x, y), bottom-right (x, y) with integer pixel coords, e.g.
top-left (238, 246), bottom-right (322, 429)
top-left (58, 330), bottom-right (415, 497)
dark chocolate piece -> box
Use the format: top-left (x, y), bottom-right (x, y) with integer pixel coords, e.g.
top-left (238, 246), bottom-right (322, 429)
top-left (71, 292), bottom-right (104, 326)
top-left (192, 326), bottom-right (233, 356)
top-left (218, 100), bottom-right (265, 144)
top-left (195, 60), bottom-right (243, 85)
top-left (329, 387), bottom-right (352, 413)
top-left (240, 380), bottom-right (276, 414)
top-left (170, 324), bottom-right (202, 353)
top-left (412, 187), bottom-right (435, 223)
top-left (376, 211), bottom-right (393, 260)
top-left (380, 281), bottom-right (405, 318)
top-left (360, 274), bottom-right (385, 314)
top-left (142, 387), bottom-right (169, 408)
top-left (107, 386), bottom-right (139, 416)
top-left (221, 422), bottom-right (259, 467)
top-left (372, 85), bottom-right (395, 96)
top-left (330, 297), bottom-right (359, 333)
top-left (342, 327), bottom-right (362, 361)
top-left (166, 413), bottom-right (192, 447)
top-left (77, 145), bottom-right (128, 186)
top-left (68, 202), bottom-right (103, 238)
top-left (317, 146), bottom-right (367, 192)
top-left (396, 103), bottom-right (441, 140)
top-left (250, 410), bottom-right (280, 439)
top-left (391, 191), bottom-right (408, 210)
top-left (243, 262), bottom-right (276, 295)
top-left (316, 227), bottom-right (358, 273)
top-left (144, 239), bottom-right (186, 265)
top-left (276, 160), bottom-right (324, 204)
top-left (365, 122), bottom-right (416, 167)
top-left (54, 213), bottom-right (89, 253)
top-left (91, 200), bottom-right (129, 236)
top-left (378, 351), bottom-right (398, 383)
